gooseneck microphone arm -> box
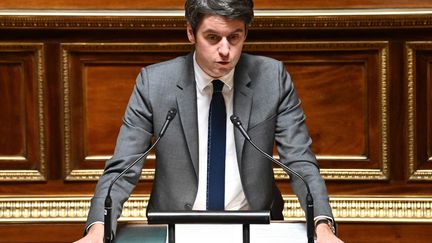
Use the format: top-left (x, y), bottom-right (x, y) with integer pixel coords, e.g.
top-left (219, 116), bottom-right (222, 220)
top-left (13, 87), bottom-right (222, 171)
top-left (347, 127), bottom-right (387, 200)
top-left (230, 115), bottom-right (315, 243)
top-left (104, 108), bottom-right (177, 243)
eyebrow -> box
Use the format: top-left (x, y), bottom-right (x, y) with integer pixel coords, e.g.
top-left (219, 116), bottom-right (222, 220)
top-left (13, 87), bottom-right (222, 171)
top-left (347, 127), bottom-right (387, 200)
top-left (202, 28), bottom-right (245, 35)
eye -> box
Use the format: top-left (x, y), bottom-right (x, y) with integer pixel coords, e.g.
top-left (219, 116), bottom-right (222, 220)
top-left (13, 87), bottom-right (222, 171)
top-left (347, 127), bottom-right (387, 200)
top-left (228, 34), bottom-right (242, 44)
top-left (206, 34), bottom-right (221, 43)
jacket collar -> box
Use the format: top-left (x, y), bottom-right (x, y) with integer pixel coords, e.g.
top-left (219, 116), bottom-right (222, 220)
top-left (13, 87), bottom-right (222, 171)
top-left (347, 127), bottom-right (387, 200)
top-left (176, 53), bottom-right (200, 176)
top-left (233, 55), bottom-right (253, 170)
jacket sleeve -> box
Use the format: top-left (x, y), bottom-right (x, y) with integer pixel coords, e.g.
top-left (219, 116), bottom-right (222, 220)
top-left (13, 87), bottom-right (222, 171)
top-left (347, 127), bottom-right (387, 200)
top-left (273, 61), bottom-right (334, 219)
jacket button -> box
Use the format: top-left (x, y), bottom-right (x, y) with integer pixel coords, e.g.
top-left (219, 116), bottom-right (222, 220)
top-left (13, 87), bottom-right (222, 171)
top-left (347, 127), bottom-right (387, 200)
top-left (184, 204), bottom-right (192, 210)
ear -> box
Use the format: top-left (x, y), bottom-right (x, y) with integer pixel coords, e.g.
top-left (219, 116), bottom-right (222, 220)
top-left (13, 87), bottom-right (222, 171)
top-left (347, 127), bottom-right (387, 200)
top-left (186, 23), bottom-right (196, 44)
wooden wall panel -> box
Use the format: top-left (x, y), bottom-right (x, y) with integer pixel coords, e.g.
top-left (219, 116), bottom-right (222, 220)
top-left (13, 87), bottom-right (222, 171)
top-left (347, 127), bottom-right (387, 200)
top-left (406, 41), bottom-right (432, 181)
top-left (0, 43), bottom-right (46, 181)
top-left (244, 42), bottom-right (389, 180)
top-left (293, 62), bottom-right (366, 157)
top-left (0, 63), bottom-right (25, 157)
top-left (61, 43), bottom-right (192, 180)
top-left (84, 64), bottom-right (138, 156)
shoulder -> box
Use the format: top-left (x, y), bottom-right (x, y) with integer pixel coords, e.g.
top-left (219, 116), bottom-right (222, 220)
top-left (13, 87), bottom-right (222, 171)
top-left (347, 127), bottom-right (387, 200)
top-left (134, 53), bottom-right (193, 89)
top-left (239, 53), bottom-right (282, 68)
top-left (238, 53), bottom-right (287, 83)
top-left (143, 54), bottom-right (190, 75)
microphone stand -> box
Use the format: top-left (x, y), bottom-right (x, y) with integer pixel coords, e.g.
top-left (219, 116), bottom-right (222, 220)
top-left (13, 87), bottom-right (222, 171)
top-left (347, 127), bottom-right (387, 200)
top-left (230, 115), bottom-right (315, 243)
top-left (104, 109), bottom-right (177, 243)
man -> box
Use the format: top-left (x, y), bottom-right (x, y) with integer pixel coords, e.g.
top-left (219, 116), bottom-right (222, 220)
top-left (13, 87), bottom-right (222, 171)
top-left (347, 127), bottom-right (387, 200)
top-left (75, 0), bottom-right (343, 242)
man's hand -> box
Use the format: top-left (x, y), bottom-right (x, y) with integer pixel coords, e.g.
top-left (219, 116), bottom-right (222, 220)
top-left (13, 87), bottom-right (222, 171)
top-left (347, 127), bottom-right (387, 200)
top-left (73, 223), bottom-right (104, 243)
top-left (316, 223), bottom-right (344, 243)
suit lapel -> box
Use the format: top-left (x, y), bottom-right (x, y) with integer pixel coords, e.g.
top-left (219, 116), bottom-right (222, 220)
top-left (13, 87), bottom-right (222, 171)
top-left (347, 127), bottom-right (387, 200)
top-left (176, 54), bottom-right (199, 176)
top-left (176, 54), bottom-right (253, 176)
top-left (233, 60), bottom-right (253, 170)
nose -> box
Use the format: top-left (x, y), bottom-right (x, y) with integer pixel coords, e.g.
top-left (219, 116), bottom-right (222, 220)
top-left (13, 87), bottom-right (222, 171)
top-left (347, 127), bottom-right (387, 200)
top-left (218, 38), bottom-right (230, 57)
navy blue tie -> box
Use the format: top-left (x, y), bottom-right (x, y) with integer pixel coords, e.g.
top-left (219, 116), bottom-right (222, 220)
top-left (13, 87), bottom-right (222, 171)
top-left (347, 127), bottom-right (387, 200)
top-left (206, 80), bottom-right (226, 210)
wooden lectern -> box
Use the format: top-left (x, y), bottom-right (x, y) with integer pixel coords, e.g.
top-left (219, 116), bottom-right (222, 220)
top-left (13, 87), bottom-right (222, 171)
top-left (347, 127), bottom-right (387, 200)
top-left (114, 211), bottom-right (309, 243)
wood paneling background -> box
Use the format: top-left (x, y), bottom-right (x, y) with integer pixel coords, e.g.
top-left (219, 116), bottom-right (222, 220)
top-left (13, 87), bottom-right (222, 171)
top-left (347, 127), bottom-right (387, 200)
top-left (2, 0), bottom-right (432, 9)
top-left (0, 0), bottom-right (432, 242)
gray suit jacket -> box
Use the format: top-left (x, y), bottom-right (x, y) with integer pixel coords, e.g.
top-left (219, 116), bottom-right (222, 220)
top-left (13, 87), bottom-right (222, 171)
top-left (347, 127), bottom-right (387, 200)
top-left (85, 52), bottom-right (333, 233)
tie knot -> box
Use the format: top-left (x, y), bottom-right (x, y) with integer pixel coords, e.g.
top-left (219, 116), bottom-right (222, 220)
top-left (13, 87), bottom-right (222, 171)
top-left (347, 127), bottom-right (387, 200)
top-left (212, 80), bottom-right (224, 93)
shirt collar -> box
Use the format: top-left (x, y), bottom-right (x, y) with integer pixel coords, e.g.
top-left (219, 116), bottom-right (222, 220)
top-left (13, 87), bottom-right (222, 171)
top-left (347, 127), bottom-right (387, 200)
top-left (193, 52), bottom-right (234, 92)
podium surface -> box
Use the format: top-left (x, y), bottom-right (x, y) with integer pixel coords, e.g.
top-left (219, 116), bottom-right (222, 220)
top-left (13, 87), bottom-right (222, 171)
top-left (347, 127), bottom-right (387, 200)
top-left (115, 221), bottom-right (308, 243)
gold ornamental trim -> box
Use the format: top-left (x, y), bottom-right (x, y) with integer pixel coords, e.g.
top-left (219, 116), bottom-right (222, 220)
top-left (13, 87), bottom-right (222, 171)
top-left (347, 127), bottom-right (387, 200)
top-left (0, 9), bottom-right (432, 30)
top-left (284, 196), bottom-right (432, 222)
top-left (274, 168), bottom-right (388, 181)
top-left (2, 9), bottom-right (432, 17)
top-left (0, 43), bottom-right (47, 182)
top-left (405, 41), bottom-right (432, 181)
top-left (65, 169), bottom-right (156, 181)
top-left (0, 195), bottom-right (431, 223)
top-left (0, 170), bottom-right (45, 181)
top-left (61, 46), bottom-right (72, 179)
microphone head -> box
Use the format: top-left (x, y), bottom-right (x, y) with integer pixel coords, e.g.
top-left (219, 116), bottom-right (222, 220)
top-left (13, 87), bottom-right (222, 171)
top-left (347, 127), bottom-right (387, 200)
top-left (230, 115), bottom-right (241, 126)
top-left (167, 108), bottom-right (177, 121)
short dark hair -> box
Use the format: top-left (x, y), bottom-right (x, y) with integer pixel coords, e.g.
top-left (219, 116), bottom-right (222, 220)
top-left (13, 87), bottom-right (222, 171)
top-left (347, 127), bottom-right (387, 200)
top-left (185, 0), bottom-right (254, 31)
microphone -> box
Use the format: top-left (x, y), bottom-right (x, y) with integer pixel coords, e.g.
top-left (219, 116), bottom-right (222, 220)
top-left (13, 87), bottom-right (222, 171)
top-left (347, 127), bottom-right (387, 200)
top-left (230, 115), bottom-right (315, 243)
top-left (104, 108), bottom-right (177, 243)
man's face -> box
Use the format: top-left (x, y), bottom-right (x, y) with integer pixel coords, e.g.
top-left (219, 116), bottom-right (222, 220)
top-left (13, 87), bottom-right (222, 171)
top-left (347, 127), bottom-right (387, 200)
top-left (187, 15), bottom-right (247, 78)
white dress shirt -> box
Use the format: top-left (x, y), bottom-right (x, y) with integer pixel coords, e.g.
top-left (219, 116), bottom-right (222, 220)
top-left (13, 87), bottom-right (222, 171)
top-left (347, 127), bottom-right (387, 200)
top-left (191, 53), bottom-right (249, 211)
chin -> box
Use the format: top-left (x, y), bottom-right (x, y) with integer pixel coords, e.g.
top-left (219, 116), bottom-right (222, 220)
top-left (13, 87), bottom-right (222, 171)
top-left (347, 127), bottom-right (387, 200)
top-left (218, 68), bottom-right (232, 75)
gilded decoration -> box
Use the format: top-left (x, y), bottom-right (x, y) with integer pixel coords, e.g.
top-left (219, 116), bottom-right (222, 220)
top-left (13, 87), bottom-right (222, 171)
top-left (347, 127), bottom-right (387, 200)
top-left (406, 41), bottom-right (432, 181)
top-left (0, 9), bottom-right (432, 30)
top-left (0, 196), bottom-right (430, 223)
top-left (0, 43), bottom-right (46, 182)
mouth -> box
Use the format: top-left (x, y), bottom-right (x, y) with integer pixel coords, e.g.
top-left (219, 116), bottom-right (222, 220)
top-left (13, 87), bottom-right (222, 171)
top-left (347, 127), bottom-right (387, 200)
top-left (217, 61), bottom-right (230, 66)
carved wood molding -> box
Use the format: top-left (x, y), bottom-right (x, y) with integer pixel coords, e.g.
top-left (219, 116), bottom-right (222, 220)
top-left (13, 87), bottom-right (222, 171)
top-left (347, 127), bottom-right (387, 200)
top-left (60, 43), bottom-right (192, 181)
top-left (0, 9), bottom-right (432, 30)
top-left (0, 195), bottom-right (430, 223)
top-left (0, 43), bottom-right (46, 182)
top-left (248, 41), bottom-right (391, 181)
top-left (406, 41), bottom-right (432, 181)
